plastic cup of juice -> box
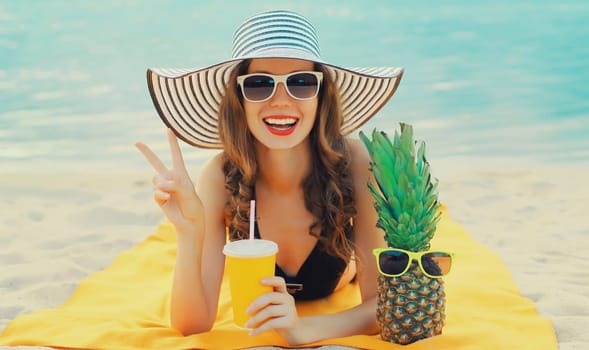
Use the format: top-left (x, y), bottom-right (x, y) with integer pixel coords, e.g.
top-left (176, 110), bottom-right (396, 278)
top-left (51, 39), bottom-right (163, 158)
top-left (223, 239), bottom-right (278, 328)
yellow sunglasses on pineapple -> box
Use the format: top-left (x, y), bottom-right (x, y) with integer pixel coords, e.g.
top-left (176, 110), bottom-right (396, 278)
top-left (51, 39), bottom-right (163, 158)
top-left (373, 248), bottom-right (454, 279)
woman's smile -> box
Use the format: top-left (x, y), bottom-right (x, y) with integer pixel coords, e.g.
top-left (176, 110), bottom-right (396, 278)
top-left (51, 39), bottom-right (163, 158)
top-left (263, 115), bottom-right (300, 136)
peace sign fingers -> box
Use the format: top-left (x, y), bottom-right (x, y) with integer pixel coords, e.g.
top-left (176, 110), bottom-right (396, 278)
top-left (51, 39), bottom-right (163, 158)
top-left (135, 129), bottom-right (186, 174)
top-left (166, 128), bottom-right (188, 172)
top-left (135, 129), bottom-right (203, 233)
top-left (135, 140), bottom-right (168, 174)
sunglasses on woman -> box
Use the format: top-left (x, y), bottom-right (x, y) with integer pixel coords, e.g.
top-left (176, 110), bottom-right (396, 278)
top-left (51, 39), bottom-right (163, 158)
top-left (236, 71), bottom-right (323, 103)
top-left (373, 248), bottom-right (454, 279)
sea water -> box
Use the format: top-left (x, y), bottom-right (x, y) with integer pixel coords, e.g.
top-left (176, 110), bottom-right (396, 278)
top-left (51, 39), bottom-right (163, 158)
top-left (1, 0), bottom-right (588, 169)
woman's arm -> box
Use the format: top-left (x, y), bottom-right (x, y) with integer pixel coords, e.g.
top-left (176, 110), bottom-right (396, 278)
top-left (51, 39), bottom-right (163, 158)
top-left (247, 277), bottom-right (378, 344)
top-left (170, 152), bottom-right (228, 335)
top-left (348, 137), bottom-right (387, 303)
top-left (246, 138), bottom-right (385, 345)
top-left (136, 130), bottom-right (227, 335)
top-left (293, 297), bottom-right (378, 344)
top-left (300, 138), bottom-right (385, 342)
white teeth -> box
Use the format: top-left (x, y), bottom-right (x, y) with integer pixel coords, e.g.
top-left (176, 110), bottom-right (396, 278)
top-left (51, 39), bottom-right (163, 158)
top-left (264, 118), bottom-right (297, 125)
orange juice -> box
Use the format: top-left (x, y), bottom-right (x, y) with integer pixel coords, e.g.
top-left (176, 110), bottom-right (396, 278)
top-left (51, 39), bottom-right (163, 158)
top-left (223, 239), bottom-right (278, 327)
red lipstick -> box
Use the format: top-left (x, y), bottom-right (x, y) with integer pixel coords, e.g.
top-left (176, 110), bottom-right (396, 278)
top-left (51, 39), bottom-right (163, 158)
top-left (262, 115), bottom-right (299, 136)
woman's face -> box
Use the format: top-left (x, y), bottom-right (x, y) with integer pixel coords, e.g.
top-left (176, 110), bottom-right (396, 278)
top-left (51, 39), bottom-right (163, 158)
top-left (242, 58), bottom-right (318, 150)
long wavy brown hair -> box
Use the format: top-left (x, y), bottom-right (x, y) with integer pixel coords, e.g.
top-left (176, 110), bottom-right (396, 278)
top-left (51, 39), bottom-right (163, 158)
top-left (217, 60), bottom-right (356, 263)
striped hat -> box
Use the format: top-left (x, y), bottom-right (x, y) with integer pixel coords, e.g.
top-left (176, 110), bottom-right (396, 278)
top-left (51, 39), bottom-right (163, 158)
top-left (147, 10), bottom-right (403, 149)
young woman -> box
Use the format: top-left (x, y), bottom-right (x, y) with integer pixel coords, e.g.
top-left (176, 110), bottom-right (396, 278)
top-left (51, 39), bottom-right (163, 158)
top-left (136, 9), bottom-right (403, 345)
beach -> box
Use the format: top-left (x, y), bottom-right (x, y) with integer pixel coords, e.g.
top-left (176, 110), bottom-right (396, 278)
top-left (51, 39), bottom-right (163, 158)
top-left (1, 0), bottom-right (588, 348)
top-left (434, 159), bottom-right (589, 350)
top-left (0, 158), bottom-right (587, 349)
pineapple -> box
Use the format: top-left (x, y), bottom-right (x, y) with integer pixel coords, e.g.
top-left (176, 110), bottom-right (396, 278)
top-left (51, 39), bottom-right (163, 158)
top-left (360, 123), bottom-right (444, 345)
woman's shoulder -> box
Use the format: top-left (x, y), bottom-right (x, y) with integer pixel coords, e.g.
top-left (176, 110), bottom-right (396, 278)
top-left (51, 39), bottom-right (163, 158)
top-left (344, 137), bottom-right (371, 174)
top-left (195, 152), bottom-right (229, 217)
top-left (344, 137), bottom-right (374, 192)
top-left (196, 151), bottom-right (226, 190)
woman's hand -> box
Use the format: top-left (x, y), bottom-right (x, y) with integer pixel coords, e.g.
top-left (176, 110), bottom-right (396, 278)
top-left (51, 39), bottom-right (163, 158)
top-left (245, 277), bottom-right (306, 345)
top-left (135, 129), bottom-right (204, 235)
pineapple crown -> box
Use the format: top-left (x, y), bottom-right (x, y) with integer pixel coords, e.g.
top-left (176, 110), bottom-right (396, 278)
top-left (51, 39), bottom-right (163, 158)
top-left (359, 123), bottom-right (441, 252)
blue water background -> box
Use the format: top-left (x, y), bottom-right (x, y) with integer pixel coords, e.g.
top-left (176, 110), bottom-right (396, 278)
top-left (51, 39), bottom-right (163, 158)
top-left (1, 0), bottom-right (588, 168)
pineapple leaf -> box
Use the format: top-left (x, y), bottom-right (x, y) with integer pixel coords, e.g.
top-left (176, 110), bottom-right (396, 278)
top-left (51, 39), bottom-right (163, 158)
top-left (362, 123), bottom-right (442, 251)
top-left (359, 131), bottom-right (373, 156)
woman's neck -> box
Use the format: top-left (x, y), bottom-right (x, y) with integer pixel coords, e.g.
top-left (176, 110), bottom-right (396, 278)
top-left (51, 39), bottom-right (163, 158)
top-left (255, 140), bottom-right (311, 194)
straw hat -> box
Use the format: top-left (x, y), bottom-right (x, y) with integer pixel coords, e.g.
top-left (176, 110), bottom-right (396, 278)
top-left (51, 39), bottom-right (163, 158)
top-left (147, 9), bottom-right (404, 149)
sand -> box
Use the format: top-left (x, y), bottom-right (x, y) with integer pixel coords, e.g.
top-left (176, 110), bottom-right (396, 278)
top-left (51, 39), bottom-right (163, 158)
top-left (0, 158), bottom-right (587, 350)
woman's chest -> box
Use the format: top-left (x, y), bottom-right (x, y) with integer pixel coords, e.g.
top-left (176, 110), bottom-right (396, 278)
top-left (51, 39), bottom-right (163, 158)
top-left (255, 193), bottom-right (319, 276)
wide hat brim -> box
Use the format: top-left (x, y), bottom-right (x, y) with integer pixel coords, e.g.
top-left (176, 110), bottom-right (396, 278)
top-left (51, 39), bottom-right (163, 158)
top-left (147, 48), bottom-right (403, 149)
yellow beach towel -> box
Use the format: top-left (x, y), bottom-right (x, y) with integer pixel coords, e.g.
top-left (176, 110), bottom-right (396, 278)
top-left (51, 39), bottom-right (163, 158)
top-left (0, 210), bottom-right (557, 349)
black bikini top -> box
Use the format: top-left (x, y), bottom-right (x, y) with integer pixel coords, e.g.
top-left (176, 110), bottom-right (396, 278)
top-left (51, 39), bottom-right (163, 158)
top-left (253, 219), bottom-right (352, 301)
